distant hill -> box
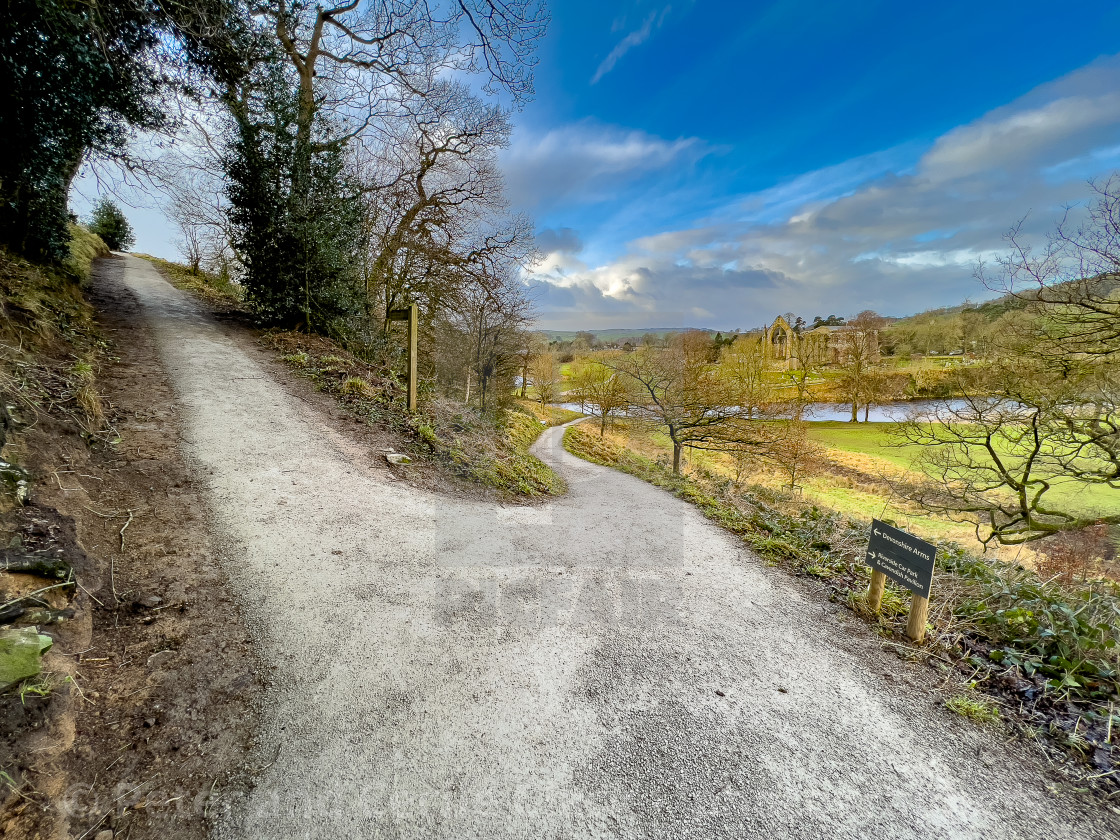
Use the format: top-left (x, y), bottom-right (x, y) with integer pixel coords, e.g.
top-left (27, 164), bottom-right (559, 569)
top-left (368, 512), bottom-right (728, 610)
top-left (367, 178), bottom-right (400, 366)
top-left (542, 327), bottom-right (718, 343)
top-left (889, 273), bottom-right (1120, 328)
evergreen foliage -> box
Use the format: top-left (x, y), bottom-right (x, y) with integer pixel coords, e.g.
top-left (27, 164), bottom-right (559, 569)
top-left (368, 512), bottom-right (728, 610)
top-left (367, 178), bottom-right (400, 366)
top-left (0, 0), bottom-right (164, 261)
top-left (225, 71), bottom-right (362, 332)
top-left (87, 199), bottom-right (135, 251)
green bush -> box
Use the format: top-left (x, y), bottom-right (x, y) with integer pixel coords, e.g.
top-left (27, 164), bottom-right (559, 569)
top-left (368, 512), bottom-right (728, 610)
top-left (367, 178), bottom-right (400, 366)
top-left (87, 199), bottom-right (135, 251)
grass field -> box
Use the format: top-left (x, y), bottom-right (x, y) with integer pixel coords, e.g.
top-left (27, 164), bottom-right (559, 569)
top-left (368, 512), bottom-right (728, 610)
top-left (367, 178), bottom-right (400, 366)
top-left (805, 421), bottom-right (1116, 518)
top-left (512, 399), bottom-right (583, 427)
top-left (572, 416), bottom-right (1115, 561)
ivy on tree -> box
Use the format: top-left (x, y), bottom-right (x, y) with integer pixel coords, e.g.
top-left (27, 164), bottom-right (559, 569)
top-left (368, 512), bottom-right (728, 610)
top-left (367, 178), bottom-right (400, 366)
top-left (0, 0), bottom-right (164, 261)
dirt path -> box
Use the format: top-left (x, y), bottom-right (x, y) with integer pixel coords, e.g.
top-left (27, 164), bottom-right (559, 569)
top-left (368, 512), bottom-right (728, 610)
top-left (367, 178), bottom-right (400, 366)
top-left (115, 255), bottom-right (1116, 840)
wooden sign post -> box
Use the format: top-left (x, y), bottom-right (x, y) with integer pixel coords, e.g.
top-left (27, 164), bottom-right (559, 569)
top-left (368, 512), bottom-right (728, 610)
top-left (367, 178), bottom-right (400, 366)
top-left (864, 519), bottom-right (936, 643)
top-left (387, 303), bottom-right (418, 412)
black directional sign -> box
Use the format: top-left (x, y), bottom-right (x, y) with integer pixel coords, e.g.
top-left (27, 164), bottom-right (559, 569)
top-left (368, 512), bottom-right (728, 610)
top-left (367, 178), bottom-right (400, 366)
top-left (865, 519), bottom-right (936, 599)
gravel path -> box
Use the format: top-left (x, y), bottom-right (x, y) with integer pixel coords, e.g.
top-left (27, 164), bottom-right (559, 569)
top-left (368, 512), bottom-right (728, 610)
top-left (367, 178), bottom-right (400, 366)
top-left (116, 255), bottom-right (1116, 840)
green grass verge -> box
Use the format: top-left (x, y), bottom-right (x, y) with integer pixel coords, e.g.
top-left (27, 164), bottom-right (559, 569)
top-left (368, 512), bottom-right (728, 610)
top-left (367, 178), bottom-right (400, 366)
top-left (264, 332), bottom-right (565, 498)
top-left (136, 255), bottom-right (244, 309)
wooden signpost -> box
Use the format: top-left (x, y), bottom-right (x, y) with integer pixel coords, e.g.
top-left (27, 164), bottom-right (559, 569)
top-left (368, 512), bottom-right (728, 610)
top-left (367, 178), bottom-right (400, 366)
top-left (864, 519), bottom-right (936, 642)
top-left (387, 303), bottom-right (418, 413)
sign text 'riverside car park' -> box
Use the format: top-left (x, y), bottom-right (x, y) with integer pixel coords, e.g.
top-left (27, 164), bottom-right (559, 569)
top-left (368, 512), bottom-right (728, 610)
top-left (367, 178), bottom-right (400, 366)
top-left (864, 519), bottom-right (937, 642)
top-left (865, 519), bottom-right (936, 599)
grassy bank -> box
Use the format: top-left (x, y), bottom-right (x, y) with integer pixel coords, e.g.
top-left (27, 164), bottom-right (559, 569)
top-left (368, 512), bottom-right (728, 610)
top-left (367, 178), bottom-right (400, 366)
top-left (564, 420), bottom-right (1120, 791)
top-left (266, 333), bottom-right (566, 497)
top-left (0, 225), bottom-right (111, 462)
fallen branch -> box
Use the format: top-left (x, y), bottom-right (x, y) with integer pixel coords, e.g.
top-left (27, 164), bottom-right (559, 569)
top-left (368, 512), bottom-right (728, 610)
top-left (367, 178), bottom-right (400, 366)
top-left (119, 509), bottom-right (133, 553)
top-left (0, 579), bottom-right (74, 613)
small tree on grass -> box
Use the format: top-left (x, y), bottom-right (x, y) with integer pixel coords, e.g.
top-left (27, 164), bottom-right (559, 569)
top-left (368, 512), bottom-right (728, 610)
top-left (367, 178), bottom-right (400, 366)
top-left (720, 335), bottom-right (772, 419)
top-left (88, 199), bottom-right (135, 251)
top-left (758, 420), bottom-right (826, 491)
top-left (781, 329), bottom-right (820, 420)
top-left (834, 310), bottom-right (885, 422)
top-left (517, 333), bottom-right (549, 399)
top-left (528, 352), bottom-right (559, 407)
top-left (861, 367), bottom-right (906, 421)
top-left (609, 334), bottom-right (761, 474)
top-left (577, 359), bottom-right (631, 436)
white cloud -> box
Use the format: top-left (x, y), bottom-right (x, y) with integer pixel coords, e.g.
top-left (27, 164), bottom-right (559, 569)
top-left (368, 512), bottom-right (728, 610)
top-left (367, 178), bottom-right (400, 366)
top-left (501, 119), bottom-right (708, 210)
top-left (527, 56), bottom-right (1120, 329)
top-left (590, 7), bottom-right (671, 85)
top-left (922, 94), bottom-right (1120, 182)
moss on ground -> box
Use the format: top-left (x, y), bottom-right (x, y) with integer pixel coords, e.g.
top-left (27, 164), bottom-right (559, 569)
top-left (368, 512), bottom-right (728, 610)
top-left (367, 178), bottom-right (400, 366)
top-left (945, 694), bottom-right (1001, 726)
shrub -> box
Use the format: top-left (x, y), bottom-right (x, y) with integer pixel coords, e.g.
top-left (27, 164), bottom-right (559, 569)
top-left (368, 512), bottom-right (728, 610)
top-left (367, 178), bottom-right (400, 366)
top-left (1035, 524), bottom-right (1117, 585)
top-left (87, 200), bottom-right (135, 251)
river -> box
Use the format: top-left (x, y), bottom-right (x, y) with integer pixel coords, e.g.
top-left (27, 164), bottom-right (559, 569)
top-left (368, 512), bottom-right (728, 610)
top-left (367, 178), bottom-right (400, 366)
top-left (554, 399), bottom-right (971, 423)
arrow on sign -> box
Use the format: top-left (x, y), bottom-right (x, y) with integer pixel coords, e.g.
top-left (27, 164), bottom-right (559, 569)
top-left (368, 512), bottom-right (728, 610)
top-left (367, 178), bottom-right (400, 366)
top-left (867, 551), bottom-right (876, 560)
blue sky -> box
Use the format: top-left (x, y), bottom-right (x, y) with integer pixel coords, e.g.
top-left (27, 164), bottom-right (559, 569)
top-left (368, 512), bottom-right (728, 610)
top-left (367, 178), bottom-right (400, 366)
top-left (511, 0), bottom-right (1120, 329)
top-left (74, 0), bottom-right (1120, 330)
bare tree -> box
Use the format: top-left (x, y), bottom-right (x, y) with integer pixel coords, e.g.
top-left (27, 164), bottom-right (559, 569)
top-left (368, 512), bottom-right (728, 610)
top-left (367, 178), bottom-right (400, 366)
top-left (444, 270), bottom-right (533, 412)
top-left (897, 337), bottom-right (1119, 545)
top-left (528, 351), bottom-right (558, 407)
top-left (516, 332), bottom-right (549, 398)
top-left (834, 310), bottom-right (885, 422)
top-left (860, 367), bottom-right (905, 422)
top-left (164, 168), bottom-right (236, 274)
top-left (898, 182), bottom-right (1120, 544)
top-left (262, 0), bottom-right (547, 162)
top-left (355, 83), bottom-right (533, 330)
top-left (608, 333), bottom-right (759, 474)
top-left (980, 175), bottom-right (1120, 358)
top-left (720, 334), bottom-right (772, 419)
top-left (758, 420), bottom-right (825, 491)
top-left (780, 329), bottom-right (820, 420)
top-left (573, 357), bottom-right (631, 436)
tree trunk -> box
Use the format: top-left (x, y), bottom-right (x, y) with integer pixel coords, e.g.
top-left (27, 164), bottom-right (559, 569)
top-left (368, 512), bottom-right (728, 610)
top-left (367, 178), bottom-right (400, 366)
top-left (850, 401), bottom-right (859, 422)
top-left (864, 402), bottom-right (870, 422)
top-left (672, 441), bottom-right (682, 474)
